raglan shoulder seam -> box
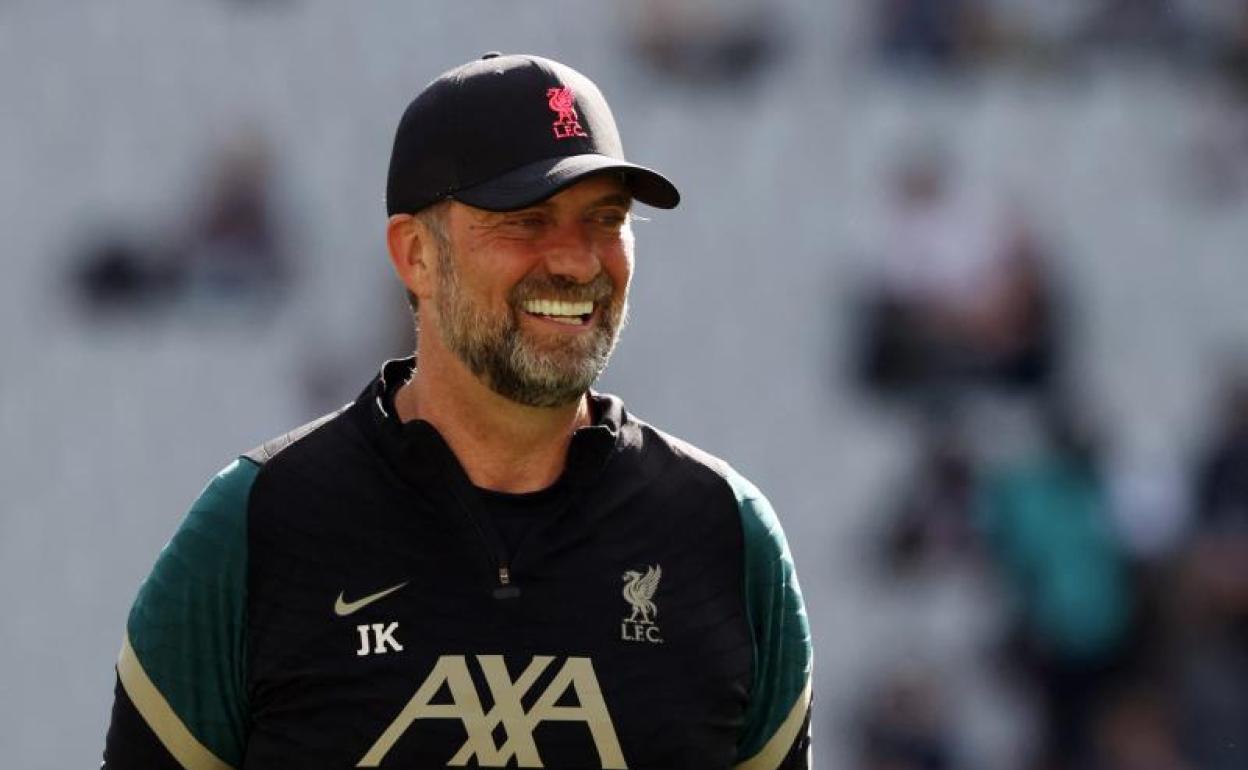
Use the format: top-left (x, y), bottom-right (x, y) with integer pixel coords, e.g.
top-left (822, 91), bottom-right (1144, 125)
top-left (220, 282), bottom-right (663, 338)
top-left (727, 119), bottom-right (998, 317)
top-left (243, 405), bottom-right (349, 466)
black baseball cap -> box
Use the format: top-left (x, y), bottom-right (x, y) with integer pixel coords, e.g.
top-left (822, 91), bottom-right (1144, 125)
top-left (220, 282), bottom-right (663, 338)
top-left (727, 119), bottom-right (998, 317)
top-left (386, 52), bottom-right (680, 215)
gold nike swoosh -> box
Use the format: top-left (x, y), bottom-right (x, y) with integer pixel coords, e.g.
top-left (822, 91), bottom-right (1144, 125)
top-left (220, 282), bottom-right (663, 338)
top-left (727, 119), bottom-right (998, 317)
top-left (334, 581), bottom-right (409, 617)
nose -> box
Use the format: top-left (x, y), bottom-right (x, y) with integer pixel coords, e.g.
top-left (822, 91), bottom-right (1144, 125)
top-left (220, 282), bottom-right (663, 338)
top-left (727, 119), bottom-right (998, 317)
top-left (540, 222), bottom-right (601, 284)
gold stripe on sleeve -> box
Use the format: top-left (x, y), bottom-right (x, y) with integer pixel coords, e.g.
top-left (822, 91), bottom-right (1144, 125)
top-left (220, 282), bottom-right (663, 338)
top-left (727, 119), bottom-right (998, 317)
top-left (733, 677), bottom-right (813, 770)
top-left (116, 635), bottom-right (235, 770)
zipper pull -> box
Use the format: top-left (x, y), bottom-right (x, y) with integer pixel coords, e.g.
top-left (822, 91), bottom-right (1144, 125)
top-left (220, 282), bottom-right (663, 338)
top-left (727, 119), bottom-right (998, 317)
top-left (493, 565), bottom-right (521, 600)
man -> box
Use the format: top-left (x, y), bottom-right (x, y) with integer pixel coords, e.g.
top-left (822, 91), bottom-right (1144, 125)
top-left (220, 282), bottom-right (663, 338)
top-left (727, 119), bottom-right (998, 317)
top-left (103, 53), bottom-right (812, 770)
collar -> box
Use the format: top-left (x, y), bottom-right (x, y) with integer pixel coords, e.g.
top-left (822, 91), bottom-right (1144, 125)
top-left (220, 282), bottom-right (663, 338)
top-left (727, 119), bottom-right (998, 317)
top-left (360, 357), bottom-right (622, 491)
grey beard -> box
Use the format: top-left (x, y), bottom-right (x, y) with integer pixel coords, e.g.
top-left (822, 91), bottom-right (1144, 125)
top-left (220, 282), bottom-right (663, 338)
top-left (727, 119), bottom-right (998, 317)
top-left (435, 256), bottom-right (626, 408)
top-left (469, 322), bottom-right (617, 408)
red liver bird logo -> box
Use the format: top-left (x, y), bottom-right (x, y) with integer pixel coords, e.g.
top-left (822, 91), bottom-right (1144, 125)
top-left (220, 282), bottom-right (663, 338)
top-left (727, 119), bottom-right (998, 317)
top-left (546, 86), bottom-right (588, 140)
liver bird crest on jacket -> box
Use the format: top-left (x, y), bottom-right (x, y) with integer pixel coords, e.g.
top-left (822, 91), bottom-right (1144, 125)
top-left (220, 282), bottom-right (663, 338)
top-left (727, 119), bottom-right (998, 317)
top-left (622, 565), bottom-right (662, 624)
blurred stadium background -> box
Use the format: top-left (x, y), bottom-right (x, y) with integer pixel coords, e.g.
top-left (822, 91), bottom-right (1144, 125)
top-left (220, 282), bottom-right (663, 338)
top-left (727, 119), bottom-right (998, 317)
top-left (3, 1), bottom-right (1248, 768)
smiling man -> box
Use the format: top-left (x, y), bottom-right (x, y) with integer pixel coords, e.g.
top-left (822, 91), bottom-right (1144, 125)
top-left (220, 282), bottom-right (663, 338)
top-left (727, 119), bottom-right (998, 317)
top-left (103, 53), bottom-right (812, 770)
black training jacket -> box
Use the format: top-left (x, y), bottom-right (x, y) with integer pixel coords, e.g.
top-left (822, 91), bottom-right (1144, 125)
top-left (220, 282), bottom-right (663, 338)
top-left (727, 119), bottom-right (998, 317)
top-left (103, 359), bottom-right (812, 769)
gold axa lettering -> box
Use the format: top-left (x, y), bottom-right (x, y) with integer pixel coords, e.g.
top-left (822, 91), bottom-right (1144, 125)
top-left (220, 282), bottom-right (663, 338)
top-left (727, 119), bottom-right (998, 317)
top-left (357, 654), bottom-right (627, 769)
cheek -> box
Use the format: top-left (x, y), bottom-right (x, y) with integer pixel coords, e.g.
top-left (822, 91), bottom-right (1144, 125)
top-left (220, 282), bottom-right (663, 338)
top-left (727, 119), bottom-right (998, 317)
top-left (604, 243), bottom-right (634, 295)
top-left (458, 247), bottom-right (530, 308)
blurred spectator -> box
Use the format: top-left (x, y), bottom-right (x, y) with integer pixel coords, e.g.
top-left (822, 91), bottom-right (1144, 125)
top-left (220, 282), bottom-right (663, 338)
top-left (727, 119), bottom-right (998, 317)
top-left (976, 401), bottom-right (1135, 770)
top-left (624, 0), bottom-right (786, 87)
top-left (177, 132), bottom-right (289, 311)
top-left (1089, 682), bottom-right (1193, 770)
top-left (1166, 361), bottom-right (1248, 770)
top-left (1194, 363), bottom-right (1248, 534)
top-left (876, 0), bottom-right (991, 74)
top-left (66, 130), bottom-right (290, 321)
top-left (69, 229), bottom-right (178, 317)
top-left (880, 414), bottom-right (983, 576)
top-left (1221, 4), bottom-right (1248, 97)
top-left (1191, 3), bottom-right (1248, 202)
top-left (1035, 0), bottom-right (1248, 74)
top-left (1170, 0), bottom-right (1248, 79)
top-left (856, 668), bottom-right (958, 770)
top-left (855, 151), bottom-right (1061, 405)
top-left (1075, 0), bottom-right (1191, 56)
top-left (1169, 540), bottom-right (1248, 770)
top-left (892, 1), bottom-right (1246, 76)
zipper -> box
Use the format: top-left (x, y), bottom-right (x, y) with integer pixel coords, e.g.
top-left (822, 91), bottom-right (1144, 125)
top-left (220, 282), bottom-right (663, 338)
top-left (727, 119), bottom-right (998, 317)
top-left (383, 394), bottom-right (525, 600)
top-left (494, 564), bottom-right (520, 600)
top-left (464, 506), bottom-right (520, 599)
top-left (448, 483), bottom-right (521, 600)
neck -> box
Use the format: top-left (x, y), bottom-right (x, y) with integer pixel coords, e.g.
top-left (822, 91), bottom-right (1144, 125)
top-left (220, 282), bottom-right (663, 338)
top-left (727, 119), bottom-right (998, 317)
top-left (394, 346), bottom-right (591, 494)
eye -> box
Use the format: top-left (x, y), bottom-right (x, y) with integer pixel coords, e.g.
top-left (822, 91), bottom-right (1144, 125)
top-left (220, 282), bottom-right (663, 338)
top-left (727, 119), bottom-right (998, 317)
top-left (590, 209), bottom-right (629, 229)
top-left (501, 211), bottom-right (549, 232)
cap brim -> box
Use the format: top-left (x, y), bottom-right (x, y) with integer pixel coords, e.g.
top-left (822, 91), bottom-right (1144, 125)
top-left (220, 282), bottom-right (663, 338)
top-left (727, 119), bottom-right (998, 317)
top-left (453, 154), bottom-right (680, 211)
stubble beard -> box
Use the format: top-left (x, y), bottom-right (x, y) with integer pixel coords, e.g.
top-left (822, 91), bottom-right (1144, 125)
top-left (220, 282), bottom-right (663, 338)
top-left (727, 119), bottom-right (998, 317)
top-left (434, 246), bottom-right (628, 408)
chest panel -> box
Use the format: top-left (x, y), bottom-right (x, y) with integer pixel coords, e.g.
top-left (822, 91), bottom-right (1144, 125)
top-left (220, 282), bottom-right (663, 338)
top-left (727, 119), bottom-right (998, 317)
top-left (243, 461), bottom-right (752, 769)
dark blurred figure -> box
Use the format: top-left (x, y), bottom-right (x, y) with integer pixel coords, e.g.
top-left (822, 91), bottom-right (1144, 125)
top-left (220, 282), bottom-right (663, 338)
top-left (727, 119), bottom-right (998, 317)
top-left (1222, 4), bottom-right (1248, 98)
top-left (1195, 364), bottom-right (1248, 534)
top-left (625, 0), bottom-right (786, 87)
top-left (177, 133), bottom-right (288, 310)
top-left (977, 401), bottom-right (1135, 770)
top-left (1076, 0), bottom-right (1191, 56)
top-left (1088, 682), bottom-right (1193, 770)
top-left (67, 130), bottom-right (290, 322)
top-left (1168, 363), bottom-right (1248, 770)
top-left (876, 0), bottom-right (991, 73)
top-left (881, 415), bottom-right (982, 576)
top-left (855, 152), bottom-right (1061, 405)
top-left (1185, 3), bottom-right (1248, 205)
top-left (70, 230), bottom-right (178, 317)
top-left (856, 668), bottom-right (957, 770)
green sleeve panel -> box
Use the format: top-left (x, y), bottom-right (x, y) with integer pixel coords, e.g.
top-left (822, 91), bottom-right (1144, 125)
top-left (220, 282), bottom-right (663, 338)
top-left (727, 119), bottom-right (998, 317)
top-left (727, 467), bottom-right (813, 768)
top-left (122, 458), bottom-right (257, 769)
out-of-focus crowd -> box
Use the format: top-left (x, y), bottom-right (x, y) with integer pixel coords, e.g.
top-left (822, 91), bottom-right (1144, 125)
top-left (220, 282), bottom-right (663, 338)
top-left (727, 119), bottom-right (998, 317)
top-left (839, 4), bottom-right (1248, 769)
top-left (855, 348), bottom-right (1248, 770)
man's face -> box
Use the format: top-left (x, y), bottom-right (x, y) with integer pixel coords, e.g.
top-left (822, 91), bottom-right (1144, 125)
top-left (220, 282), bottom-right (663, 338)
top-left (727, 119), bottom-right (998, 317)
top-left (429, 175), bottom-right (635, 407)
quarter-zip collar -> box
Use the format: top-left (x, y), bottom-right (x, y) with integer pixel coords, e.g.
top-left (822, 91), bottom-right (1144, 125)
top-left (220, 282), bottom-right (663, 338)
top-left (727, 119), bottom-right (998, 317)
top-left (352, 358), bottom-right (625, 597)
top-left (362, 357), bottom-right (621, 491)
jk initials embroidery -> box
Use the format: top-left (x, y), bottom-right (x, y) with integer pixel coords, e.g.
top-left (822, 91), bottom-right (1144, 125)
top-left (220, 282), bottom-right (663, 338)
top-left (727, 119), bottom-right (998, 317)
top-left (547, 86), bottom-right (588, 140)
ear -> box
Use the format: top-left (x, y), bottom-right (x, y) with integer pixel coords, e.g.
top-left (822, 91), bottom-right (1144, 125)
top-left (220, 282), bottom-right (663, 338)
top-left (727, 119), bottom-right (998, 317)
top-left (386, 214), bottom-right (437, 302)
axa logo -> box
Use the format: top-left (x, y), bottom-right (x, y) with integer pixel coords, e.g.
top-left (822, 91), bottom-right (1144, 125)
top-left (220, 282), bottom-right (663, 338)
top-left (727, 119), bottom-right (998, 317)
top-left (546, 86), bottom-right (588, 140)
top-left (357, 654), bottom-right (627, 768)
top-left (621, 565), bottom-right (663, 644)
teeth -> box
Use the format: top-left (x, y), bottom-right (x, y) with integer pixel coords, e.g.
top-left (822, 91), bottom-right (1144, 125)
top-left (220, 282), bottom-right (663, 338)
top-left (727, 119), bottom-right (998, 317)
top-left (522, 299), bottom-right (593, 317)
